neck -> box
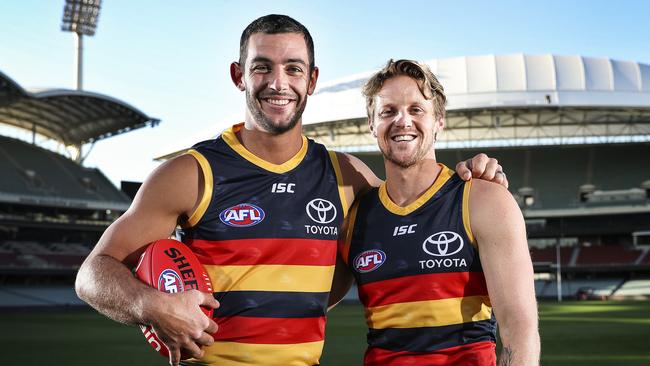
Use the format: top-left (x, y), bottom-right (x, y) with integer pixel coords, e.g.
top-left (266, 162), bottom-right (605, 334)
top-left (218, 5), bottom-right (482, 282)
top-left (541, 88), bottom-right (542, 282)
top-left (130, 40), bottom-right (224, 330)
top-left (239, 118), bottom-right (304, 165)
top-left (384, 154), bottom-right (441, 207)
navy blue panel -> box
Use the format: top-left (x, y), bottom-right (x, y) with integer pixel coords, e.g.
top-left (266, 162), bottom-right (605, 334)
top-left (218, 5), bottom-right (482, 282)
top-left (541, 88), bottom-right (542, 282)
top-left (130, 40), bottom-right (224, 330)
top-left (367, 319), bottom-right (497, 352)
top-left (213, 291), bottom-right (329, 318)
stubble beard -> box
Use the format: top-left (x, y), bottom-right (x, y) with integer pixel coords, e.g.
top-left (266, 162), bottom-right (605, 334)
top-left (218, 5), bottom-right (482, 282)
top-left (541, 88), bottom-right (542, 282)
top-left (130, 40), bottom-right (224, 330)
top-left (382, 132), bottom-right (435, 169)
top-left (246, 89), bottom-right (307, 135)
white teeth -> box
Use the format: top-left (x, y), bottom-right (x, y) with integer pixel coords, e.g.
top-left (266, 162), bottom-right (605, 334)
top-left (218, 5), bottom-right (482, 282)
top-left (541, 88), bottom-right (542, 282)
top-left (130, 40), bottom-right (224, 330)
top-left (393, 135), bottom-right (415, 142)
top-left (267, 99), bottom-right (290, 106)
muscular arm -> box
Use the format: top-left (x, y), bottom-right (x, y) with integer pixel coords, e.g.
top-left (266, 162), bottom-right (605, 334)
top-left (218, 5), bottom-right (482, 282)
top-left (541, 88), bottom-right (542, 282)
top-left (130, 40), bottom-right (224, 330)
top-left (75, 154), bottom-right (219, 365)
top-left (469, 180), bottom-right (540, 366)
top-left (328, 204), bottom-right (356, 309)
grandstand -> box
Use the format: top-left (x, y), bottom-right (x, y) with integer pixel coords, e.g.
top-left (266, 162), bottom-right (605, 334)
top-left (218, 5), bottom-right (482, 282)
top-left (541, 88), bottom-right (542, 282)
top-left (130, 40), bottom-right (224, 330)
top-left (299, 54), bottom-right (650, 300)
top-left (0, 70), bottom-right (158, 307)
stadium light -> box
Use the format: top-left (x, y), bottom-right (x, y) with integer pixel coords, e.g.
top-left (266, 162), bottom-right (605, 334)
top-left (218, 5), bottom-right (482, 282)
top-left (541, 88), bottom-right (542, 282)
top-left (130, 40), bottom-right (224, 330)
top-left (61, 0), bottom-right (102, 90)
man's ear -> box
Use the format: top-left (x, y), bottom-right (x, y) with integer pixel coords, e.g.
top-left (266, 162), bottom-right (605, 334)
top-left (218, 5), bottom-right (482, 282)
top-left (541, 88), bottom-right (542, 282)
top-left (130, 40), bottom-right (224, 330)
top-left (436, 116), bottom-right (445, 133)
top-left (307, 66), bottom-right (319, 95)
top-left (230, 62), bottom-right (245, 91)
top-left (368, 117), bottom-right (377, 138)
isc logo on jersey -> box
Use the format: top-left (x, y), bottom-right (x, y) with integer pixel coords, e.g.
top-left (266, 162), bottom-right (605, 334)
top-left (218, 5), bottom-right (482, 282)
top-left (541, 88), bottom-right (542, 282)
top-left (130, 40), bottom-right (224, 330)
top-left (220, 203), bottom-right (265, 227)
top-left (354, 249), bottom-right (386, 273)
top-left (157, 269), bottom-right (183, 293)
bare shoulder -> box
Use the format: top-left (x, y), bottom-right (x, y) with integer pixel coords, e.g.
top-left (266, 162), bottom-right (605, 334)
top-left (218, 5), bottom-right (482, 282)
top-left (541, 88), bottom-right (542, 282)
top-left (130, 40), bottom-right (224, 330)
top-left (90, 153), bottom-right (203, 264)
top-left (331, 151), bottom-right (382, 211)
top-left (334, 151), bottom-right (382, 189)
top-left (468, 179), bottom-right (523, 235)
top-left (130, 154), bottom-right (201, 212)
top-left (468, 179), bottom-right (515, 207)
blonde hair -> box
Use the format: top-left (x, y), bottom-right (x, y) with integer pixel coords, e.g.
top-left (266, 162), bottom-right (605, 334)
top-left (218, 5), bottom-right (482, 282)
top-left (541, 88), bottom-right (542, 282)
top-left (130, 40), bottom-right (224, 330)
top-left (362, 59), bottom-right (446, 121)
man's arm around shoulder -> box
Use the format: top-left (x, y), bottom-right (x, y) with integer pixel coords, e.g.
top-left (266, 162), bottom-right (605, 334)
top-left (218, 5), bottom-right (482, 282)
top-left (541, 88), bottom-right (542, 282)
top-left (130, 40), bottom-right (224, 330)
top-left (469, 180), bottom-right (540, 366)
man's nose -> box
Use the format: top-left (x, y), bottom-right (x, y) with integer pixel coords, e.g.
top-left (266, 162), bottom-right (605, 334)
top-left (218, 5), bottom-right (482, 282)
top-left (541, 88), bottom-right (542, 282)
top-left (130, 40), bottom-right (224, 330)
top-left (394, 111), bottom-right (412, 128)
top-left (267, 69), bottom-right (288, 92)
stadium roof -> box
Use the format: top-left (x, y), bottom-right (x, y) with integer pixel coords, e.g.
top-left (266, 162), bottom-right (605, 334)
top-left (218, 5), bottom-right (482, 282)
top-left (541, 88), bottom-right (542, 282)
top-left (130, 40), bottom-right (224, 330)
top-left (155, 54), bottom-right (650, 159)
top-left (302, 54), bottom-right (650, 151)
top-left (0, 70), bottom-right (159, 147)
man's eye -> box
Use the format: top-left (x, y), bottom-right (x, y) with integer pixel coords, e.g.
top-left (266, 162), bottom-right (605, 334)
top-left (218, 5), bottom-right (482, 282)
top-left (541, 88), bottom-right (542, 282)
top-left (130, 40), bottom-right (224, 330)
top-left (288, 66), bottom-right (303, 74)
top-left (253, 65), bottom-right (269, 72)
top-left (379, 110), bottom-right (394, 117)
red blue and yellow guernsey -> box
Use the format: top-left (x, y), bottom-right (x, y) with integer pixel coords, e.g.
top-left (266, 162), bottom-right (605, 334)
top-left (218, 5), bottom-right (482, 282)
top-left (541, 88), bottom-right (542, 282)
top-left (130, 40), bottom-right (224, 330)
top-left (341, 164), bottom-right (497, 366)
top-left (179, 123), bottom-right (347, 366)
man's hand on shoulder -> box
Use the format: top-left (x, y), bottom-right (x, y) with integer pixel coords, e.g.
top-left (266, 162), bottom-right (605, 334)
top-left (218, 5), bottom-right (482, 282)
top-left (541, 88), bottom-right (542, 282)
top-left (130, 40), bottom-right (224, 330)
top-left (455, 153), bottom-right (508, 188)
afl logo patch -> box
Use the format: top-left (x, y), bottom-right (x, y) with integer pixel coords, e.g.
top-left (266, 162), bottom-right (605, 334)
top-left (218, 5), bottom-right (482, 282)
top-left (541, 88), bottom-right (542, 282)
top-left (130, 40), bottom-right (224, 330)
top-left (306, 198), bottom-right (337, 224)
top-left (422, 231), bottom-right (464, 257)
top-left (220, 203), bottom-right (265, 227)
top-left (158, 269), bottom-right (183, 294)
top-left (353, 250), bottom-right (386, 273)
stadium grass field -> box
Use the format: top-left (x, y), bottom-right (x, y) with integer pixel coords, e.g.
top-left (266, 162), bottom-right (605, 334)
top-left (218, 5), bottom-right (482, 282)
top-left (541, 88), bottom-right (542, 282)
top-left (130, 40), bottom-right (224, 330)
top-left (2, 300), bottom-right (650, 365)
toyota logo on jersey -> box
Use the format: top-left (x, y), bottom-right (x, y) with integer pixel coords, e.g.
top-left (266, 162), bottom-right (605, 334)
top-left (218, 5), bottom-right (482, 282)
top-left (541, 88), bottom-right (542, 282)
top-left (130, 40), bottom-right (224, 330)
top-left (158, 269), bottom-right (183, 293)
top-left (422, 231), bottom-right (464, 257)
top-left (306, 198), bottom-right (337, 224)
top-left (220, 203), bottom-right (266, 227)
top-left (354, 249), bottom-right (386, 273)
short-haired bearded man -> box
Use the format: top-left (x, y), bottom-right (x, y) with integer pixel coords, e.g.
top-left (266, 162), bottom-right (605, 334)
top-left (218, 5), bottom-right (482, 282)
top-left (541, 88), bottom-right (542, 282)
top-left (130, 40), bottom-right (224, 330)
top-left (332, 59), bottom-right (540, 366)
top-left (75, 14), bottom-right (510, 366)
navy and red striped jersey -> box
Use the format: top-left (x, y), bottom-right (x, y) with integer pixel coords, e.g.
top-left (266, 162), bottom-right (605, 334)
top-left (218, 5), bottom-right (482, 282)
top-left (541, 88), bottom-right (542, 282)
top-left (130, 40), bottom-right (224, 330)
top-left (341, 164), bottom-right (497, 366)
top-left (179, 123), bottom-right (347, 366)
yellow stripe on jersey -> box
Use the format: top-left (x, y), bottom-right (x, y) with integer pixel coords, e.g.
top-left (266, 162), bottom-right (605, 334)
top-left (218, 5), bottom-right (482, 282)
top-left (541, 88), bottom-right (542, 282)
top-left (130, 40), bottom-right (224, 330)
top-left (185, 149), bottom-right (213, 227)
top-left (366, 296), bottom-right (492, 329)
top-left (205, 264), bottom-right (335, 293)
top-left (327, 150), bottom-right (349, 218)
top-left (462, 179), bottom-right (477, 246)
top-left (222, 123), bottom-right (308, 174)
top-left (378, 164), bottom-right (454, 216)
top-left (188, 340), bottom-right (324, 366)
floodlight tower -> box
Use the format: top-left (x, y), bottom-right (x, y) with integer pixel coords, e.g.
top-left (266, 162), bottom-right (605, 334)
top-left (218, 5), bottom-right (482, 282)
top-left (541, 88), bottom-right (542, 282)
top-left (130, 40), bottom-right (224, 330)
top-left (61, 0), bottom-right (102, 90)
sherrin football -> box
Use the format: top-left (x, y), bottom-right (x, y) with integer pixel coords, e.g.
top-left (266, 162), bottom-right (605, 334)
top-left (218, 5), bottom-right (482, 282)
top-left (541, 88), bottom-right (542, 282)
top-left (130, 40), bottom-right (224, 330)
top-left (134, 239), bottom-right (213, 359)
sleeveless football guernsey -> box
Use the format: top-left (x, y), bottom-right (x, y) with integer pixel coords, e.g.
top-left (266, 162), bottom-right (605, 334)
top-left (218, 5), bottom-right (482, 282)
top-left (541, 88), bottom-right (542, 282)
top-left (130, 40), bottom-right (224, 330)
top-left (341, 164), bottom-right (497, 366)
top-left (179, 123), bottom-right (347, 366)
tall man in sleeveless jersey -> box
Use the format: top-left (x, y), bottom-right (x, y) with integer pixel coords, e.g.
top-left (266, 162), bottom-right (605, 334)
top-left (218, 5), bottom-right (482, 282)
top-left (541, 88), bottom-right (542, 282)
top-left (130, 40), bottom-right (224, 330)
top-left (75, 15), bottom-right (509, 366)
top-left (333, 60), bottom-right (540, 366)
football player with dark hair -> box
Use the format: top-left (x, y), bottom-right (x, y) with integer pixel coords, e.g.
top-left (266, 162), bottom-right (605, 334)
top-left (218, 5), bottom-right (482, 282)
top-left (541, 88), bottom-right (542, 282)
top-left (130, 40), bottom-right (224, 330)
top-left (76, 15), bottom-right (507, 366)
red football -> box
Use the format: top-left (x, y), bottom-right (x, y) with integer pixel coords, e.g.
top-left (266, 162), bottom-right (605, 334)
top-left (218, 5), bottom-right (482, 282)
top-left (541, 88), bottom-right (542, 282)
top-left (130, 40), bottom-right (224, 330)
top-left (134, 239), bottom-right (213, 359)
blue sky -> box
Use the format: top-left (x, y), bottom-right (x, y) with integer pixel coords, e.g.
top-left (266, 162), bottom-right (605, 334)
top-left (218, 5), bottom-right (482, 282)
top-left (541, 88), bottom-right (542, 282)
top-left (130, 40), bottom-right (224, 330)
top-left (1, 0), bottom-right (649, 185)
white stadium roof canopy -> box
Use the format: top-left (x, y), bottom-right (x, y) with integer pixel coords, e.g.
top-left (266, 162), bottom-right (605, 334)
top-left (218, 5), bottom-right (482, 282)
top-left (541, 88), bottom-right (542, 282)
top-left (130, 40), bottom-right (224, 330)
top-left (302, 54), bottom-right (650, 151)
top-left (156, 54), bottom-right (650, 160)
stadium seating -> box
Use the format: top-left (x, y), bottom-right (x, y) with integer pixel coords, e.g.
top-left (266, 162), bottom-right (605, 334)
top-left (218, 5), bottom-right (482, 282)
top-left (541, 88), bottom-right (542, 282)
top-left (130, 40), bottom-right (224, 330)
top-left (612, 279), bottom-right (650, 298)
top-left (537, 278), bottom-right (623, 298)
top-left (530, 247), bottom-right (574, 265)
top-left (0, 135), bottom-right (130, 204)
top-left (0, 285), bottom-right (85, 307)
top-left (436, 144), bottom-right (650, 209)
top-left (575, 246), bottom-right (644, 266)
top-left (0, 241), bottom-right (88, 269)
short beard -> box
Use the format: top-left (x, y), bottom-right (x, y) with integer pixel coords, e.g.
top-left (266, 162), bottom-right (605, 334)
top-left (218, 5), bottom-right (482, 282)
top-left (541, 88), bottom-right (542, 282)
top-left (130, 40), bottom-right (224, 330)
top-left (382, 133), bottom-right (434, 169)
top-left (246, 90), bottom-right (307, 135)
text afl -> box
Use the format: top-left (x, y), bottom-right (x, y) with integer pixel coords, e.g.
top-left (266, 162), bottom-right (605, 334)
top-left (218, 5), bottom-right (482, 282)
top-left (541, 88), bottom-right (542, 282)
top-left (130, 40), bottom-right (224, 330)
top-left (220, 203), bottom-right (266, 227)
top-left (354, 249), bottom-right (387, 273)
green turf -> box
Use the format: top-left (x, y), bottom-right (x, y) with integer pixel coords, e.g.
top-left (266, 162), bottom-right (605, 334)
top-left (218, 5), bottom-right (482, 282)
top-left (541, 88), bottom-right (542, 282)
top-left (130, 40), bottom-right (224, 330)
top-left (2, 301), bottom-right (650, 365)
